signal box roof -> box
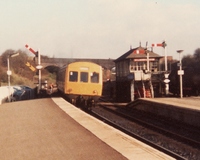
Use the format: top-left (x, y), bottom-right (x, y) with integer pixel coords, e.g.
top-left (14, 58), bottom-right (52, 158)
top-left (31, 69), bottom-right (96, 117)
top-left (114, 46), bottom-right (163, 62)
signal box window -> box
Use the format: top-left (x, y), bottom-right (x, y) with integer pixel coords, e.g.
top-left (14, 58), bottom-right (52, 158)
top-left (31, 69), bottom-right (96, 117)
top-left (91, 72), bottom-right (99, 83)
top-left (69, 71), bottom-right (78, 82)
top-left (81, 72), bottom-right (88, 82)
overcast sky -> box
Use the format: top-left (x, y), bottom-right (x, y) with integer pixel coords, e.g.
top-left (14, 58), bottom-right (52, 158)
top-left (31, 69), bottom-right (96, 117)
top-left (0, 0), bottom-right (200, 60)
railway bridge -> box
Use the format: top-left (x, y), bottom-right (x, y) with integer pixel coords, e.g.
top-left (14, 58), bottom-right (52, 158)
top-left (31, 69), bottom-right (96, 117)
top-left (40, 57), bottom-right (115, 81)
top-left (40, 57), bottom-right (115, 69)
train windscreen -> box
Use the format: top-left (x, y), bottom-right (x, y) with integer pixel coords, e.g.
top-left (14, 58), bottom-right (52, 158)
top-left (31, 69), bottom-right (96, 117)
top-left (80, 72), bottom-right (88, 82)
top-left (91, 72), bottom-right (99, 83)
top-left (69, 71), bottom-right (78, 82)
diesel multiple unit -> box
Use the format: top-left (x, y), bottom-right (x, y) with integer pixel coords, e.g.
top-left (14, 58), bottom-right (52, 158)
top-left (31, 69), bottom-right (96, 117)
top-left (57, 61), bottom-right (103, 107)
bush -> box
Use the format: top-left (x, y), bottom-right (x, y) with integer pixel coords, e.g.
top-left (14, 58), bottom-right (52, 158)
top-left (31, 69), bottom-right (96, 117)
top-left (0, 49), bottom-right (56, 88)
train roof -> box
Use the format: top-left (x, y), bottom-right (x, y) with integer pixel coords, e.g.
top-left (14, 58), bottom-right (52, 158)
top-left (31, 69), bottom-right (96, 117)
top-left (58, 61), bottom-right (102, 70)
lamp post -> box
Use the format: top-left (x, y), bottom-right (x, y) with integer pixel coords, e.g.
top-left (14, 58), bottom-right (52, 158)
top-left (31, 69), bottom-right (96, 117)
top-left (7, 52), bottom-right (19, 102)
top-left (177, 50), bottom-right (184, 98)
top-left (35, 49), bottom-right (43, 94)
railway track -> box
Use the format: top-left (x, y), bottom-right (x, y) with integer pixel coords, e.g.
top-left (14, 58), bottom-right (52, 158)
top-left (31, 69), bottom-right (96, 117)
top-left (91, 103), bottom-right (200, 160)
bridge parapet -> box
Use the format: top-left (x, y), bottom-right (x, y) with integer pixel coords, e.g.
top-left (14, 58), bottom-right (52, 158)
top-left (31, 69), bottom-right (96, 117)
top-left (41, 58), bottom-right (115, 69)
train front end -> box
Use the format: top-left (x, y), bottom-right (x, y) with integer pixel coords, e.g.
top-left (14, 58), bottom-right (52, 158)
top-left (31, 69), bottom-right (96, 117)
top-left (64, 62), bottom-right (103, 107)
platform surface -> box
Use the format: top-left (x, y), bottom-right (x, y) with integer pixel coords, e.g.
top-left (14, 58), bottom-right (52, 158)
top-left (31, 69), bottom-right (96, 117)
top-left (0, 98), bottom-right (174, 160)
top-left (142, 97), bottom-right (200, 111)
top-left (52, 98), bottom-right (174, 160)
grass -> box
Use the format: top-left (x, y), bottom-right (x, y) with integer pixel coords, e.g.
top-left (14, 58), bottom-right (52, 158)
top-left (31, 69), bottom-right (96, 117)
top-left (0, 69), bottom-right (56, 89)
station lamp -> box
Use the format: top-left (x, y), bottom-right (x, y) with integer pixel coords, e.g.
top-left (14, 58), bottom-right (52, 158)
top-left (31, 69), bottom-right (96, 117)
top-left (177, 50), bottom-right (184, 98)
top-left (7, 52), bottom-right (19, 102)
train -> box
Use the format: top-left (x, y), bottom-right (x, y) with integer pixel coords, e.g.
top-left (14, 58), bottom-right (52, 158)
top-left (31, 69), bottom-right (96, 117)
top-left (57, 61), bottom-right (103, 108)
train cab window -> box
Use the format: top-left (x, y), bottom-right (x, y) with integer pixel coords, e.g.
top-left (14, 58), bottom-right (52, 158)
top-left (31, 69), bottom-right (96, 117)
top-left (80, 72), bottom-right (88, 82)
top-left (69, 71), bottom-right (78, 82)
top-left (91, 72), bottom-right (99, 83)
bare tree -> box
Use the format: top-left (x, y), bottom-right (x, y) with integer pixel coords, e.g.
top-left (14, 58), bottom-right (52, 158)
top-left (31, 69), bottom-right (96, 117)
top-left (193, 48), bottom-right (200, 62)
top-left (1, 49), bottom-right (28, 72)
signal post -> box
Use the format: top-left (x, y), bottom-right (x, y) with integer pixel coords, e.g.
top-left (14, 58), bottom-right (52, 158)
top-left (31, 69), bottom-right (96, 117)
top-left (152, 41), bottom-right (170, 95)
top-left (177, 50), bottom-right (184, 98)
top-left (25, 44), bottom-right (43, 94)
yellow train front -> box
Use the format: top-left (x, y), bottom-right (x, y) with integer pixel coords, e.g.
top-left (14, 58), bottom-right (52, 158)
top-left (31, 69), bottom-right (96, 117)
top-left (57, 61), bottom-right (103, 108)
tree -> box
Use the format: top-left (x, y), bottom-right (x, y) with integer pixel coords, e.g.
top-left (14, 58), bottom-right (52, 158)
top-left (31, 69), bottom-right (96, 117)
top-left (0, 49), bottom-right (57, 87)
top-left (182, 55), bottom-right (195, 68)
top-left (0, 49), bottom-right (35, 81)
top-left (1, 49), bottom-right (15, 67)
top-left (0, 66), bottom-right (7, 84)
top-left (1, 49), bottom-right (29, 73)
top-left (193, 48), bottom-right (200, 62)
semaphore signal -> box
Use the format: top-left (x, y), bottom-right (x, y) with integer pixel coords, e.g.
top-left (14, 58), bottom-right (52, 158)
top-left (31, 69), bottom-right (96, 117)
top-left (152, 41), bottom-right (167, 48)
top-left (25, 44), bottom-right (42, 94)
top-left (152, 40), bottom-right (169, 95)
top-left (25, 44), bottom-right (38, 56)
top-left (25, 62), bottom-right (36, 72)
top-left (25, 44), bottom-right (36, 53)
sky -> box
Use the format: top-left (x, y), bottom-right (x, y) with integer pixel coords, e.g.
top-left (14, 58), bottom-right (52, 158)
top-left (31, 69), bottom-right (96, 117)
top-left (0, 0), bottom-right (200, 60)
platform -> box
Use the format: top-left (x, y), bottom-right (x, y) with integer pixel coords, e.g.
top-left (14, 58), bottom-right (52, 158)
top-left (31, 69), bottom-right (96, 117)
top-left (0, 98), bottom-right (174, 160)
top-left (131, 97), bottom-right (200, 128)
top-left (142, 97), bottom-right (200, 111)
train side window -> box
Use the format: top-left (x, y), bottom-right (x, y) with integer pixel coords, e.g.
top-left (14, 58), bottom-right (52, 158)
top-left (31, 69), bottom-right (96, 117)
top-left (91, 72), bottom-right (99, 83)
top-left (80, 72), bottom-right (88, 82)
top-left (69, 71), bottom-right (78, 82)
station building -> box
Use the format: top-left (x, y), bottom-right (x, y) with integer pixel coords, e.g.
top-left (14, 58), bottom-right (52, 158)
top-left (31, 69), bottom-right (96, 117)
top-left (114, 46), bottom-right (169, 102)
